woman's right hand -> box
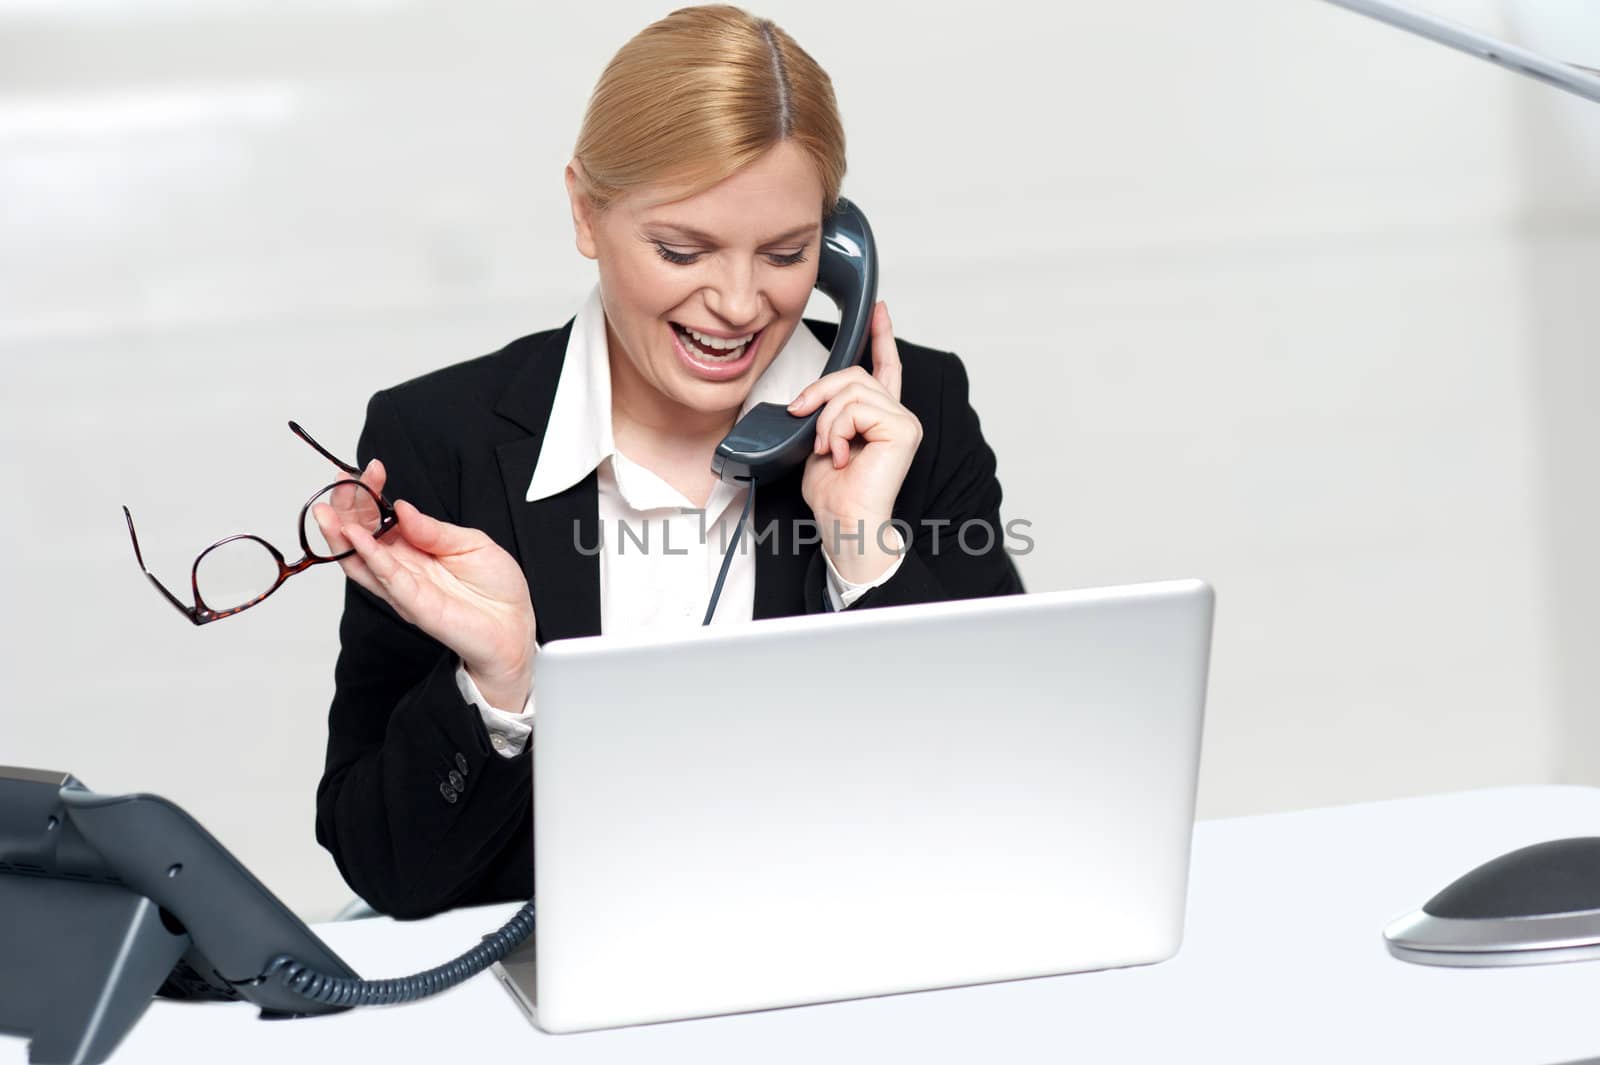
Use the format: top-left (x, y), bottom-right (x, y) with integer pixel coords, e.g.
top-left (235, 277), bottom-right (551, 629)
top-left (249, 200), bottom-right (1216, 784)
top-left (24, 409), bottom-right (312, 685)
top-left (312, 459), bottom-right (538, 711)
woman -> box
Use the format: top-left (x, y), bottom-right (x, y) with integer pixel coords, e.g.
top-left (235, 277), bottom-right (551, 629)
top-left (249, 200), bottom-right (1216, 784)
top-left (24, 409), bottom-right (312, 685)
top-left (313, 4), bottom-right (1023, 920)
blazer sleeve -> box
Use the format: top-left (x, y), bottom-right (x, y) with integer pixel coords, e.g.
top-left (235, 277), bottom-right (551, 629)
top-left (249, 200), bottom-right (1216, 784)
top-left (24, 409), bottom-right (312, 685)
top-left (314, 389), bottom-right (533, 919)
top-left (803, 351), bottom-right (1025, 612)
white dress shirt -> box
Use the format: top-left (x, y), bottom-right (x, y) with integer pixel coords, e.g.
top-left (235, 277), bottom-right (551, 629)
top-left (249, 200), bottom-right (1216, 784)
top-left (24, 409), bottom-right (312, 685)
top-left (457, 283), bottom-right (904, 757)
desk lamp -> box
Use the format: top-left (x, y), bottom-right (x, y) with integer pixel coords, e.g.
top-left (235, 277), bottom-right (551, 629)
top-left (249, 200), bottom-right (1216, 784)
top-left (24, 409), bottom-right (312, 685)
top-left (1321, 0), bottom-right (1600, 967)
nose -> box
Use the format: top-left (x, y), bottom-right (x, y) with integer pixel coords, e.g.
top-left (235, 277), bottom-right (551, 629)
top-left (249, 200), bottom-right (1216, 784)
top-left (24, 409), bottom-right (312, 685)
top-left (703, 259), bottom-right (763, 330)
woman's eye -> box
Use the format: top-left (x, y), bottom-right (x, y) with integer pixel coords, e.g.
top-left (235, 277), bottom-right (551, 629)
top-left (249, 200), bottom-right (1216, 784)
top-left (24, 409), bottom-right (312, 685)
top-left (651, 242), bottom-right (808, 267)
top-left (653, 243), bottom-right (700, 265)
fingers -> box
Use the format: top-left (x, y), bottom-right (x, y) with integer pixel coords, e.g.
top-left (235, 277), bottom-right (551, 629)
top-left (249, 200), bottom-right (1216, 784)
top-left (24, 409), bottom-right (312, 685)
top-left (787, 301), bottom-right (899, 417)
top-left (319, 458), bottom-right (386, 542)
top-left (811, 380), bottom-right (899, 454)
top-left (788, 362), bottom-right (889, 420)
top-left (332, 455), bottom-right (384, 492)
top-left (816, 397), bottom-right (919, 470)
top-left (391, 499), bottom-right (485, 559)
top-left (310, 479), bottom-right (477, 624)
top-left (341, 521), bottom-right (426, 622)
top-left (825, 401), bottom-right (882, 469)
top-left (868, 301), bottom-right (901, 401)
top-left (311, 502), bottom-right (387, 598)
top-left (361, 458), bottom-right (387, 496)
top-left (311, 501), bottom-right (349, 553)
top-left (326, 480), bottom-right (381, 533)
top-left (310, 472), bottom-right (401, 605)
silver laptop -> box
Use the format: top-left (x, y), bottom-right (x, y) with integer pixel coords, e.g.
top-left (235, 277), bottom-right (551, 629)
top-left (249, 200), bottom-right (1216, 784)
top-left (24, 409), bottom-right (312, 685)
top-left (495, 579), bottom-right (1214, 1034)
top-left (1321, 0), bottom-right (1600, 104)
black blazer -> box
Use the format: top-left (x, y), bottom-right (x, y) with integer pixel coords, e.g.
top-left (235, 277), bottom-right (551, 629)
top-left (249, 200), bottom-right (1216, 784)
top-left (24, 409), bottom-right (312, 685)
top-left (314, 317), bottom-right (1024, 919)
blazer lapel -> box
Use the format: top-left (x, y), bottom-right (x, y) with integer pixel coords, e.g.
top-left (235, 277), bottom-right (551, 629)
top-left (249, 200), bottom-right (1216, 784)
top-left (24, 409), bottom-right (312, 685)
top-left (491, 320), bottom-right (603, 642)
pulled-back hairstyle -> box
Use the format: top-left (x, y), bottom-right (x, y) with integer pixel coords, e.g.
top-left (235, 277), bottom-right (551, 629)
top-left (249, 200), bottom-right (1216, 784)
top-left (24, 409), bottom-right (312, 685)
top-left (572, 5), bottom-right (846, 215)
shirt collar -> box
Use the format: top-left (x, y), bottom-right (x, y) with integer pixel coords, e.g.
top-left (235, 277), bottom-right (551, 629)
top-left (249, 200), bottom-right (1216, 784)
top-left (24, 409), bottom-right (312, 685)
top-left (525, 282), bottom-right (832, 503)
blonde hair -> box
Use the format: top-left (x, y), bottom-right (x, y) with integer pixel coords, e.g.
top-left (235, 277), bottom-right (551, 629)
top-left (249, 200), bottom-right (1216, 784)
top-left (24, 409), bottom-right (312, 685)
top-left (572, 5), bottom-right (846, 215)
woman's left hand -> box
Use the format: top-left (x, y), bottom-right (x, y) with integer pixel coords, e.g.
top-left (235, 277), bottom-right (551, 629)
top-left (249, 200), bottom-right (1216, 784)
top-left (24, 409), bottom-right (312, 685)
top-left (788, 300), bottom-right (923, 584)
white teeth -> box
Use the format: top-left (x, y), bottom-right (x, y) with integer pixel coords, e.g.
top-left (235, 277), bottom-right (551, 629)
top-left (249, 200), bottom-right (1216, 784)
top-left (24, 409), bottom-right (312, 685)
top-left (684, 324), bottom-right (754, 350)
top-left (674, 322), bottom-right (755, 362)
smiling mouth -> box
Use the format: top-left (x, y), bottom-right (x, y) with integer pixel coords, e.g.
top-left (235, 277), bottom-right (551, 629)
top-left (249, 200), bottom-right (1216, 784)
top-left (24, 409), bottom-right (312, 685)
top-left (671, 321), bottom-right (764, 362)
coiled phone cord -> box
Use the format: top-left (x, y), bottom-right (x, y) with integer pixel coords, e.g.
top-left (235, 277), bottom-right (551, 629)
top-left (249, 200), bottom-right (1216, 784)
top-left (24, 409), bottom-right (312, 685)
top-left (266, 900), bottom-right (536, 1007)
top-left (268, 482), bottom-right (754, 1007)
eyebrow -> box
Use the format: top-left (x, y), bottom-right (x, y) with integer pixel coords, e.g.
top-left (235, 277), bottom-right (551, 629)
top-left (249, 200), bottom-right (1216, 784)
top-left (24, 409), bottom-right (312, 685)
top-left (647, 222), bottom-right (819, 246)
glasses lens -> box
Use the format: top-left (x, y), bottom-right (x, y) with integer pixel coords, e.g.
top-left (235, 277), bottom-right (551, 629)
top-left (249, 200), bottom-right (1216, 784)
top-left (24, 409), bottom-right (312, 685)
top-left (304, 480), bottom-right (384, 560)
top-left (195, 538), bottom-right (281, 612)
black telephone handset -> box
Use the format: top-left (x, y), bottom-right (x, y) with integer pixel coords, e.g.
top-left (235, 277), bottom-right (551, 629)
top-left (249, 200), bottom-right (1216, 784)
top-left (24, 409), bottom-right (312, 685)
top-left (712, 195), bottom-right (878, 485)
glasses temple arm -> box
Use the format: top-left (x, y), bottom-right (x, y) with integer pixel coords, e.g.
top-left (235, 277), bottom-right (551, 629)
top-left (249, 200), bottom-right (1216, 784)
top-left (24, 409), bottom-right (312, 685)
top-left (122, 506), bottom-right (202, 623)
top-left (288, 420), bottom-right (363, 478)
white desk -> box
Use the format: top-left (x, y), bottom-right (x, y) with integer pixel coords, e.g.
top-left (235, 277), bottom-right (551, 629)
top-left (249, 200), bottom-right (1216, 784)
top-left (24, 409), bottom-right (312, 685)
top-left (6, 787), bottom-right (1600, 1065)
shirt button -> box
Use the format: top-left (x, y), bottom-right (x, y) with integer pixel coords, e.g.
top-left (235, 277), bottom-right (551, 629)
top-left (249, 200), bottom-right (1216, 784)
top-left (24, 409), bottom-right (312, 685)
top-left (491, 735), bottom-right (509, 753)
top-left (455, 753), bottom-right (469, 776)
top-left (439, 782), bottom-right (459, 804)
top-left (448, 770), bottom-right (465, 791)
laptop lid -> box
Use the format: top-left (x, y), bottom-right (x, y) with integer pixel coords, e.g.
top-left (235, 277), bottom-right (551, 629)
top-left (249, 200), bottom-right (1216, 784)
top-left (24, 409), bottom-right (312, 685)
top-left (522, 579), bottom-right (1214, 1033)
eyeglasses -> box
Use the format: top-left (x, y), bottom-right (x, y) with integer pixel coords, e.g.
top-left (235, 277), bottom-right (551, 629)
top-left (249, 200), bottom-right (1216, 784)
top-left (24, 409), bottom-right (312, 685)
top-left (123, 421), bottom-right (397, 625)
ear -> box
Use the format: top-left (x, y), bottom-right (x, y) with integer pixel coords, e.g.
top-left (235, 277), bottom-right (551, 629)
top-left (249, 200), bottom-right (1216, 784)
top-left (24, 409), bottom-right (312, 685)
top-left (564, 160), bottom-right (600, 261)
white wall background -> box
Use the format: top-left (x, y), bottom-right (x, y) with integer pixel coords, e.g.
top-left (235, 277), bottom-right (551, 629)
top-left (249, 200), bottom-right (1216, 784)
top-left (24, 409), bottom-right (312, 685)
top-left (2, 0), bottom-right (1596, 920)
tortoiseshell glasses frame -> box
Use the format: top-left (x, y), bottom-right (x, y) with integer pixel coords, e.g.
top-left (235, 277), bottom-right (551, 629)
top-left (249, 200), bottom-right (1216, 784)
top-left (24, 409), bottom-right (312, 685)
top-left (122, 421), bottom-right (397, 625)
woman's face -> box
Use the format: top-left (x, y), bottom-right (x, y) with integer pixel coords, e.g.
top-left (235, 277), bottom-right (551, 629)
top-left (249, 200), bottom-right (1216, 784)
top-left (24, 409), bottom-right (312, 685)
top-left (566, 139), bottom-right (825, 422)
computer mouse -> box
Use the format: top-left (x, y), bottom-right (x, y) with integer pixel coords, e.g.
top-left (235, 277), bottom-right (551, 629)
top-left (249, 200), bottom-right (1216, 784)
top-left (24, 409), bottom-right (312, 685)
top-left (1384, 836), bottom-right (1600, 967)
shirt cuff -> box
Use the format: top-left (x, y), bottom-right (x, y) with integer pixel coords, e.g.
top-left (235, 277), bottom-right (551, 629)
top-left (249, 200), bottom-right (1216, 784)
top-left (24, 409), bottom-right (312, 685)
top-left (455, 657), bottom-right (535, 759)
top-left (823, 526), bottom-right (906, 611)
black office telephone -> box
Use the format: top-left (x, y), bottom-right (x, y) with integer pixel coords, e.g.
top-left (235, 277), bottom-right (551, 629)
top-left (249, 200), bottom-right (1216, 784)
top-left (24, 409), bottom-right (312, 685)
top-left (0, 765), bottom-right (546, 1065)
top-left (0, 767), bottom-right (345, 1063)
